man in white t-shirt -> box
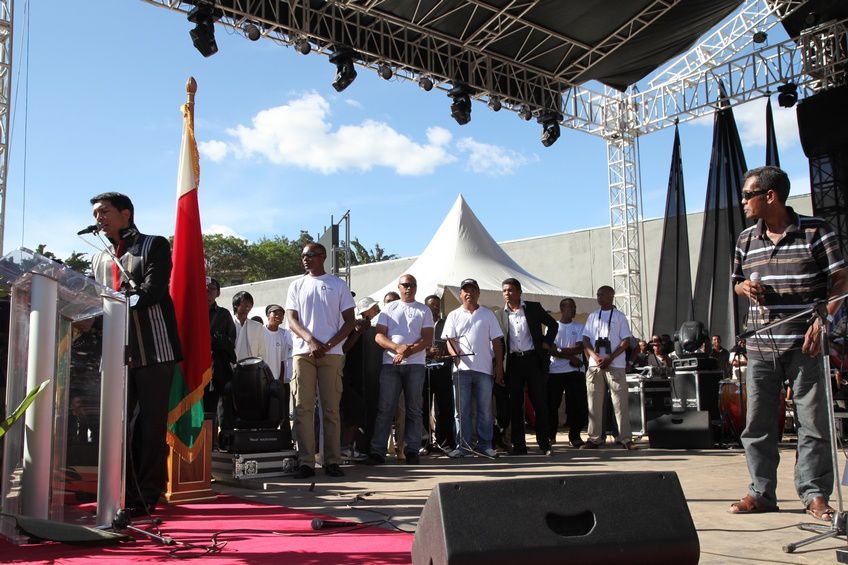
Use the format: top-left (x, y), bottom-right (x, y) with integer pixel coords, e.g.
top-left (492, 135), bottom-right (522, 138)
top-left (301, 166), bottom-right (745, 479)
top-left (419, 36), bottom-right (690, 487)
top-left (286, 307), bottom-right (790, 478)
top-left (264, 303), bottom-right (294, 449)
top-left (286, 243), bottom-right (356, 479)
top-left (366, 274), bottom-right (434, 465)
top-left (547, 297), bottom-right (588, 448)
top-left (581, 285), bottom-right (634, 450)
top-left (442, 279), bottom-right (504, 458)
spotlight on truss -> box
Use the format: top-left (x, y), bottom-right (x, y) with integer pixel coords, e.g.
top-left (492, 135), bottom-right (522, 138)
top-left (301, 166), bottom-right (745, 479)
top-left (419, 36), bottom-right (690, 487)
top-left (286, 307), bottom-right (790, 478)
top-left (243, 22), bottom-right (261, 41)
top-left (448, 85), bottom-right (472, 125)
top-left (777, 82), bottom-right (797, 108)
top-left (538, 112), bottom-right (563, 147)
top-left (187, 4), bottom-right (219, 57)
top-left (518, 105), bottom-right (533, 121)
top-left (295, 37), bottom-right (311, 55)
top-left (330, 48), bottom-right (358, 92)
top-left (752, 30), bottom-right (767, 44)
top-left (418, 76), bottom-right (434, 92)
top-left (378, 63), bottom-right (393, 80)
top-left (488, 97), bottom-right (502, 112)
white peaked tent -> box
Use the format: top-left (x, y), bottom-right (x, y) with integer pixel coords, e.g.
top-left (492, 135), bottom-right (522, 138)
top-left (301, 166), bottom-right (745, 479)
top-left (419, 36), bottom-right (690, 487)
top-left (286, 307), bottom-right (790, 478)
top-left (370, 195), bottom-right (596, 317)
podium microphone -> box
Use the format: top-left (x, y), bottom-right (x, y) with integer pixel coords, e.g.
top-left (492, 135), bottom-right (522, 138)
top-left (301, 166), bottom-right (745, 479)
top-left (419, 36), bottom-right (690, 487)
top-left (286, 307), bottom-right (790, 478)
top-left (750, 271), bottom-right (766, 317)
top-left (77, 224), bottom-right (100, 236)
top-left (311, 518), bottom-right (356, 530)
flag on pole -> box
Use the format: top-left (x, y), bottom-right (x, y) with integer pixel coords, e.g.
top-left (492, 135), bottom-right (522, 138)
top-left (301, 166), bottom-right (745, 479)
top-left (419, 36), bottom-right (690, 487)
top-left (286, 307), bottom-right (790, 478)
top-left (167, 77), bottom-right (212, 462)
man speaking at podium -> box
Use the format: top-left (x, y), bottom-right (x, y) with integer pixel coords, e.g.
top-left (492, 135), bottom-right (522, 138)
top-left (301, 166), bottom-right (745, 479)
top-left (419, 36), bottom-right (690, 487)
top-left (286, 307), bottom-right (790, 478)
top-left (729, 166), bottom-right (847, 521)
top-left (90, 192), bottom-right (183, 515)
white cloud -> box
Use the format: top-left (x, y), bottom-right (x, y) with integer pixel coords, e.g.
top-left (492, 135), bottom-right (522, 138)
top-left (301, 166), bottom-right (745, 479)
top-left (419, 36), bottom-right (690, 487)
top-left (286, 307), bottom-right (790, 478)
top-left (203, 224), bottom-right (247, 240)
top-left (204, 92), bottom-right (456, 176)
top-left (455, 137), bottom-right (531, 176)
top-left (199, 140), bottom-right (229, 162)
top-left (344, 98), bottom-right (363, 109)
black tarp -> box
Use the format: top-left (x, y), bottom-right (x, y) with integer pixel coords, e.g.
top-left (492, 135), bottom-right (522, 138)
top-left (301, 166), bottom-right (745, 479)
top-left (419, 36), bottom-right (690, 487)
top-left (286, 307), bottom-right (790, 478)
top-left (652, 125), bottom-right (693, 338)
top-left (693, 88), bottom-right (751, 345)
top-left (765, 97), bottom-right (781, 167)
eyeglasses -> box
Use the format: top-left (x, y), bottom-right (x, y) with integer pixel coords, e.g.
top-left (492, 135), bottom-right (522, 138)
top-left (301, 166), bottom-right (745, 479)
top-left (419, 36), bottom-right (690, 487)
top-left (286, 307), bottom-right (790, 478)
top-left (741, 189), bottom-right (769, 201)
top-left (301, 251), bottom-right (324, 258)
top-left (399, 282), bottom-right (417, 289)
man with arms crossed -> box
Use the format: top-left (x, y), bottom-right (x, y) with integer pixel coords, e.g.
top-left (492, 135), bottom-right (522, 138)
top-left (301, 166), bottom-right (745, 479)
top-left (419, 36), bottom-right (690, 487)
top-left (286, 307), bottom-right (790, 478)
top-left (286, 242), bottom-right (356, 479)
top-left (730, 166), bottom-right (847, 520)
top-left (367, 275), bottom-right (434, 465)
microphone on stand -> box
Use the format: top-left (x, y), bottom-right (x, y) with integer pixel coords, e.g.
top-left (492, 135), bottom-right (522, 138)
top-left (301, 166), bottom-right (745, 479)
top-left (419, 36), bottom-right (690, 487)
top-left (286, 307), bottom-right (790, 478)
top-left (750, 271), bottom-right (766, 318)
top-left (77, 224), bottom-right (100, 236)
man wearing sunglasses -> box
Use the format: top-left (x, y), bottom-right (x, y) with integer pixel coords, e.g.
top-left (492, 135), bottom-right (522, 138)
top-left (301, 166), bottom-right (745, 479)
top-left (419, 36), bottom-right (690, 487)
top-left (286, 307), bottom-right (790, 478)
top-left (366, 274), bottom-right (434, 465)
top-left (730, 166), bottom-right (847, 522)
top-left (286, 243), bottom-right (356, 479)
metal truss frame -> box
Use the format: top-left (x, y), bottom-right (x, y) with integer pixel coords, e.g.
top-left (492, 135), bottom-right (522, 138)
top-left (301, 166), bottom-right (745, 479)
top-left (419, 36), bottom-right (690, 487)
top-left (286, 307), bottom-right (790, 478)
top-left (809, 154), bottom-right (848, 261)
top-left (0, 0), bottom-right (10, 255)
top-left (139, 0), bottom-right (848, 335)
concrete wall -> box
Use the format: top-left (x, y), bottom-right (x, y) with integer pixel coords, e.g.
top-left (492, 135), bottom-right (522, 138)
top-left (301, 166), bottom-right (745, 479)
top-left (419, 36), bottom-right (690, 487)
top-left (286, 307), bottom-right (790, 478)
top-left (219, 194), bottom-right (812, 334)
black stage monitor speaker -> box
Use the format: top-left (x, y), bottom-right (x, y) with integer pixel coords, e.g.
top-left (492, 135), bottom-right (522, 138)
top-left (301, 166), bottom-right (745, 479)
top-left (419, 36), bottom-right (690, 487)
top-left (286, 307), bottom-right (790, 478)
top-left (648, 411), bottom-right (713, 449)
top-left (411, 472), bottom-right (699, 565)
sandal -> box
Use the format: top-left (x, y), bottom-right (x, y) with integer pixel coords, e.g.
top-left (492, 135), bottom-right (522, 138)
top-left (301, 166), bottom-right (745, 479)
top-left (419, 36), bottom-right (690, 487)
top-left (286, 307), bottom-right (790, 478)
top-left (806, 496), bottom-right (835, 521)
top-left (729, 494), bottom-right (779, 514)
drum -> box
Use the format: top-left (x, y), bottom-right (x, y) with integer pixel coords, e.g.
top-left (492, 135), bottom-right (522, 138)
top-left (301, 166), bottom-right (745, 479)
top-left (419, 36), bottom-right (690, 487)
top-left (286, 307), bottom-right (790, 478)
top-left (719, 379), bottom-right (786, 439)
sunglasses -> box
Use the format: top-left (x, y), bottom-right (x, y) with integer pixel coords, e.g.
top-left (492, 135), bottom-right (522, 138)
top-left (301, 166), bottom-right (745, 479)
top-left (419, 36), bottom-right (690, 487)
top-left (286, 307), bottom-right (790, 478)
top-left (301, 251), bottom-right (324, 258)
top-left (399, 282), bottom-right (417, 289)
top-left (741, 189), bottom-right (769, 201)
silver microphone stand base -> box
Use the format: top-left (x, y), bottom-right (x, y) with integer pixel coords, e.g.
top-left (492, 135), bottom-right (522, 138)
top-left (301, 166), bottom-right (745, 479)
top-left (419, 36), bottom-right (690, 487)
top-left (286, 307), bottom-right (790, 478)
top-left (783, 512), bottom-right (846, 553)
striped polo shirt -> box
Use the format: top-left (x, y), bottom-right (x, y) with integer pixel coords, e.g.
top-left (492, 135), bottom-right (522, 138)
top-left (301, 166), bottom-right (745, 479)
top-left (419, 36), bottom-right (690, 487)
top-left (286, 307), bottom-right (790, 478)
top-left (732, 207), bottom-right (845, 355)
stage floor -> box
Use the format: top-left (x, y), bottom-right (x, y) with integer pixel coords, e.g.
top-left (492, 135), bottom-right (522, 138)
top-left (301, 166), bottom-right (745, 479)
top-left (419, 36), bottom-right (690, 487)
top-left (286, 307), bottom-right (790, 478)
top-left (213, 433), bottom-right (848, 564)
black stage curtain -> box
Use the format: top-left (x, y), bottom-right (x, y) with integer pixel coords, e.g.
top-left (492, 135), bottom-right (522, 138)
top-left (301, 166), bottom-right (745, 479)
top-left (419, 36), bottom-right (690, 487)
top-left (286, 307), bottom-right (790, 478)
top-left (693, 89), bottom-right (751, 345)
top-left (652, 125), bottom-right (693, 337)
top-left (765, 97), bottom-right (780, 167)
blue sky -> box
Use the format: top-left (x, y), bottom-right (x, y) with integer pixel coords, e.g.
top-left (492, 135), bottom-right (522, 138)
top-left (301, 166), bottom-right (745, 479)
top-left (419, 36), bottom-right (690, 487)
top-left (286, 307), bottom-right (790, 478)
top-left (5, 2), bottom-right (809, 261)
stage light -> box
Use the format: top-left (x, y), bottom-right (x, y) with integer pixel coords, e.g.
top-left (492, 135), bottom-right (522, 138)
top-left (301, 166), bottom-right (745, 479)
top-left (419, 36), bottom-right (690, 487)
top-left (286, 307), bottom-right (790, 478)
top-left (378, 63), bottom-right (393, 80)
top-left (330, 49), bottom-right (358, 92)
top-left (777, 82), bottom-right (798, 107)
top-left (187, 4), bottom-right (219, 58)
top-left (295, 37), bottom-right (311, 55)
top-left (243, 22), bottom-right (261, 41)
top-left (752, 30), bottom-right (767, 44)
top-left (518, 105), bottom-right (533, 121)
top-left (538, 112), bottom-right (562, 147)
top-left (488, 97), bottom-right (502, 112)
top-left (448, 85), bottom-right (472, 125)
top-left (418, 76), bottom-right (434, 91)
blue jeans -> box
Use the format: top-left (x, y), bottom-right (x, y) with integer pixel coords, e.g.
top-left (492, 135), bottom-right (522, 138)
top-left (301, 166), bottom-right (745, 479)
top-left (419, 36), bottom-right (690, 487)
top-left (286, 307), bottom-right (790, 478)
top-left (453, 370), bottom-right (494, 451)
top-left (369, 364), bottom-right (425, 456)
top-left (742, 350), bottom-right (832, 507)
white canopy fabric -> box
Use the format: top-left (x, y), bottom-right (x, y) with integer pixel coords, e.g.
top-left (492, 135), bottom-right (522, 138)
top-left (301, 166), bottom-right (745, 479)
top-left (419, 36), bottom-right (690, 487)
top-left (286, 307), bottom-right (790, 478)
top-left (369, 195), bottom-right (595, 316)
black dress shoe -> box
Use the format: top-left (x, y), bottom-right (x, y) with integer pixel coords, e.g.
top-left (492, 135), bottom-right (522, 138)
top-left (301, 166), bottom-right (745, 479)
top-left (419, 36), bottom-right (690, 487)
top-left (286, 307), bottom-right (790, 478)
top-left (324, 463), bottom-right (344, 477)
top-left (405, 451), bottom-right (420, 465)
top-left (294, 464), bottom-right (315, 478)
top-left (509, 446), bottom-right (528, 455)
top-left (365, 453), bottom-right (385, 465)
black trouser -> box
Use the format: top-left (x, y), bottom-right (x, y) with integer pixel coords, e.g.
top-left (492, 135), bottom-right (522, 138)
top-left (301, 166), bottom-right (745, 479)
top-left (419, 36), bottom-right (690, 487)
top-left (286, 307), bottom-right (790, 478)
top-left (547, 370), bottom-right (588, 443)
top-left (506, 352), bottom-right (549, 450)
top-left (281, 381), bottom-right (293, 449)
top-left (126, 361), bottom-right (174, 508)
top-left (422, 364), bottom-right (456, 449)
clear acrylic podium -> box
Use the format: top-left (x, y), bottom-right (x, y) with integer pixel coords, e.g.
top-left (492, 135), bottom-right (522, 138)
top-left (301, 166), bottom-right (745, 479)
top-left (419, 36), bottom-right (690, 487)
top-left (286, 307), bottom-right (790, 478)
top-left (0, 248), bottom-right (127, 543)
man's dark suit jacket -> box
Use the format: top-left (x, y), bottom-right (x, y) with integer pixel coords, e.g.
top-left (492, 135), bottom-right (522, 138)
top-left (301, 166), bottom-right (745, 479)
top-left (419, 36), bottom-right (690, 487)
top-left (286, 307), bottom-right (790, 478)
top-left (496, 301), bottom-right (558, 371)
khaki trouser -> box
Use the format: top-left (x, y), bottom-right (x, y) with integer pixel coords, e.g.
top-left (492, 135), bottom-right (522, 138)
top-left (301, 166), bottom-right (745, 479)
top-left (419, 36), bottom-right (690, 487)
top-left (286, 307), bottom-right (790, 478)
top-left (586, 366), bottom-right (631, 444)
top-left (292, 354), bottom-right (344, 467)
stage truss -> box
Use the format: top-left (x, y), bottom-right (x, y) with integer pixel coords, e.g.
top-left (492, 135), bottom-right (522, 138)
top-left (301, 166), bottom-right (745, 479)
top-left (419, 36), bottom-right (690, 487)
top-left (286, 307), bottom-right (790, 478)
top-left (0, 0), bottom-right (11, 255)
top-left (137, 0), bottom-right (846, 334)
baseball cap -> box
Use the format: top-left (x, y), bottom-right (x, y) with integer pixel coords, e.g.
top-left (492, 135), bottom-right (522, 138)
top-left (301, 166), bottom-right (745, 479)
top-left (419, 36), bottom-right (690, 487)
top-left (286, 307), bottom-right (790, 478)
top-left (265, 304), bottom-right (284, 316)
top-left (460, 278), bottom-right (479, 290)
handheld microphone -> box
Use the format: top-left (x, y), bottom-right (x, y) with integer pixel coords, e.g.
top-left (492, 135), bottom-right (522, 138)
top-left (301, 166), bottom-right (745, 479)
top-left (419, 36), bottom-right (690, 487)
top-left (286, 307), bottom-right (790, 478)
top-left (311, 518), bottom-right (355, 530)
top-left (750, 271), bottom-right (766, 317)
top-left (77, 224), bottom-right (100, 236)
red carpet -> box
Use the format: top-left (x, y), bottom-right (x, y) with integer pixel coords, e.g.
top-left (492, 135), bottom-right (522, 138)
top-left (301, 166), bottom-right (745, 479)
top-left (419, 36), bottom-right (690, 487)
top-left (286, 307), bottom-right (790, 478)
top-left (2, 496), bottom-right (413, 564)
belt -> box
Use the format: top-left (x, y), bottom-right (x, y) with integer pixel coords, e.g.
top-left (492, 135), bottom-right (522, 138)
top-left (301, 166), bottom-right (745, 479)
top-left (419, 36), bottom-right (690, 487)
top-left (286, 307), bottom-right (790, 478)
top-left (509, 349), bottom-right (536, 357)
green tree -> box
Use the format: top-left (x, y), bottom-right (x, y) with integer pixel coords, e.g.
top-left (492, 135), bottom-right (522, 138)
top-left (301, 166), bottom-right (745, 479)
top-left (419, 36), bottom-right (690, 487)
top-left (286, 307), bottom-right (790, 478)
top-left (64, 251), bottom-right (91, 276)
top-left (347, 237), bottom-right (398, 265)
top-left (201, 234), bottom-right (251, 286)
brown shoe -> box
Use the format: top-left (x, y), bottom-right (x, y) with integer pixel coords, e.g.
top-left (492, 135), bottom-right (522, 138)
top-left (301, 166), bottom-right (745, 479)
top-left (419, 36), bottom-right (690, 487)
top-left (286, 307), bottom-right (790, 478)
top-left (806, 496), bottom-right (835, 521)
top-left (579, 440), bottom-right (601, 450)
top-left (729, 494), bottom-right (779, 514)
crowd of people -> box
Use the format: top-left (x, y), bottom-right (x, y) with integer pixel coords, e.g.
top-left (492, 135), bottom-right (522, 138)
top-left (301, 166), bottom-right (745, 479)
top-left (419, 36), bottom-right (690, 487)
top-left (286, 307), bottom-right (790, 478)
top-left (93, 165), bottom-right (845, 524)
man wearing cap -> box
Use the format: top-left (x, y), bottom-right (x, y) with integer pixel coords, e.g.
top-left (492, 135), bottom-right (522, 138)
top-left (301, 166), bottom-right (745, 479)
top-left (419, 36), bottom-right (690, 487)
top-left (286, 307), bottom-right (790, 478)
top-left (286, 242), bottom-right (356, 479)
top-left (367, 274), bottom-right (434, 465)
top-left (232, 291), bottom-right (267, 361)
top-left (340, 296), bottom-right (381, 459)
top-left (206, 277), bottom-right (236, 446)
top-left (495, 277), bottom-right (558, 455)
top-left (442, 278), bottom-right (504, 458)
top-left (264, 304), bottom-right (294, 448)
